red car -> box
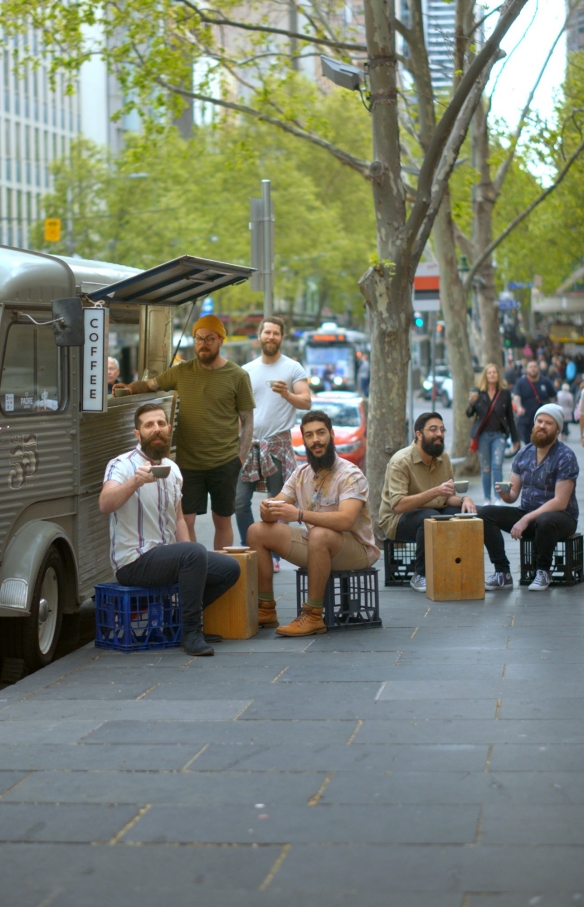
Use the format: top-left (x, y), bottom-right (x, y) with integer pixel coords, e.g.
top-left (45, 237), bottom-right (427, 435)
top-left (291, 392), bottom-right (367, 470)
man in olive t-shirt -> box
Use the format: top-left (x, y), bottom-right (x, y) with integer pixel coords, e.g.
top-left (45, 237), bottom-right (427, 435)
top-left (118, 315), bottom-right (255, 549)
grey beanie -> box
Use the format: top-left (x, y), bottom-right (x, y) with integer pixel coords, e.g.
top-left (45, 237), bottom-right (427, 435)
top-left (534, 403), bottom-right (564, 431)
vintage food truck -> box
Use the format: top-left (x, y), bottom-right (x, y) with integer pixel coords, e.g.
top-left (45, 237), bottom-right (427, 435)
top-left (0, 246), bottom-right (252, 670)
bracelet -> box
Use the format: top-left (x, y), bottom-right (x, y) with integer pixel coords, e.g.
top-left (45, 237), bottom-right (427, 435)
top-left (298, 509), bottom-right (303, 523)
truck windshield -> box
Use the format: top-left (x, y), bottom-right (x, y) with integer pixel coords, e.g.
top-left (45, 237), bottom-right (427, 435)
top-left (0, 321), bottom-right (66, 415)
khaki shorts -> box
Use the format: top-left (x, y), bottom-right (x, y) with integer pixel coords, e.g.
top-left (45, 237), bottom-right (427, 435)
top-left (287, 526), bottom-right (370, 571)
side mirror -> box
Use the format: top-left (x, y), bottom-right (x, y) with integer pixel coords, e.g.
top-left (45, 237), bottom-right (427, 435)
top-left (52, 298), bottom-right (85, 346)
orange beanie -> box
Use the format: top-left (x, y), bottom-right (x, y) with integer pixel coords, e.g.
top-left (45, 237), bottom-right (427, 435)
top-left (192, 314), bottom-right (227, 339)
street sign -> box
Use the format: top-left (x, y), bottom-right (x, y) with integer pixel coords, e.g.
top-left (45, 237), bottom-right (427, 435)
top-left (82, 307), bottom-right (109, 413)
top-left (201, 296), bottom-right (214, 314)
top-left (498, 298), bottom-right (518, 310)
top-left (508, 281), bottom-right (533, 290)
top-left (44, 218), bottom-right (61, 242)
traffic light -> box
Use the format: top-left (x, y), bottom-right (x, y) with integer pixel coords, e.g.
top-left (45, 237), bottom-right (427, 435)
top-left (414, 312), bottom-right (424, 328)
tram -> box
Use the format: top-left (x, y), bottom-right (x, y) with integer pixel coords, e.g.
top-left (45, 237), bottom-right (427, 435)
top-left (299, 322), bottom-right (369, 391)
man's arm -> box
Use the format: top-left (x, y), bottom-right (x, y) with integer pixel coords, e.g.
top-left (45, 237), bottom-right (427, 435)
top-left (513, 394), bottom-right (525, 416)
top-left (238, 410), bottom-right (254, 463)
top-left (115, 377), bottom-right (159, 394)
top-left (271, 379), bottom-right (311, 411)
top-left (175, 501), bottom-right (190, 542)
top-left (394, 481), bottom-right (456, 514)
top-left (98, 467), bottom-right (156, 514)
top-left (510, 479), bottom-right (575, 539)
top-left (265, 497), bottom-right (364, 533)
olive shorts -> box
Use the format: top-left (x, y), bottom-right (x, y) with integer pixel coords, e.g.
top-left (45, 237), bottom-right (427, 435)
top-left (286, 525), bottom-right (370, 571)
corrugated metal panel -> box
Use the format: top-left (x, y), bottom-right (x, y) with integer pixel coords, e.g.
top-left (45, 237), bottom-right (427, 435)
top-left (77, 492), bottom-right (112, 598)
top-left (0, 414), bottom-right (76, 560)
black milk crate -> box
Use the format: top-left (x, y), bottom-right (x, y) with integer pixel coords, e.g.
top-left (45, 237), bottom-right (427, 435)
top-left (295, 568), bottom-right (381, 630)
top-left (519, 533), bottom-right (584, 586)
top-left (384, 539), bottom-right (417, 586)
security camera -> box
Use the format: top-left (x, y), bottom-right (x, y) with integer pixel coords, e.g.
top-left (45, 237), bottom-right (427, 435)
top-left (320, 54), bottom-right (364, 91)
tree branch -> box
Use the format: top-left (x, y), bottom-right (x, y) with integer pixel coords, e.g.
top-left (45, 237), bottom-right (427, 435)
top-left (405, 0), bottom-right (529, 247)
top-left (493, 0), bottom-right (579, 196)
top-left (176, 0), bottom-right (368, 52)
top-left (464, 136), bottom-right (584, 292)
top-left (452, 220), bottom-right (474, 260)
top-left (156, 77), bottom-right (371, 175)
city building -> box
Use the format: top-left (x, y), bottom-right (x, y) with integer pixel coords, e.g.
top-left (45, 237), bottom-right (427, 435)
top-left (567, 0), bottom-right (584, 52)
top-left (397, 0), bottom-right (457, 91)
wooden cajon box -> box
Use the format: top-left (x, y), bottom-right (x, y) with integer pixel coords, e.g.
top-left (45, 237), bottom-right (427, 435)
top-left (424, 517), bottom-right (485, 601)
top-left (203, 550), bottom-right (259, 639)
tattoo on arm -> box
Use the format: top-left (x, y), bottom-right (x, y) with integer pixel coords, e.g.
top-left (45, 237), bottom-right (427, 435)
top-left (238, 410), bottom-right (254, 462)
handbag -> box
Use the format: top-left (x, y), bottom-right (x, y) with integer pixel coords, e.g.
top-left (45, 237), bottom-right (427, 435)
top-left (469, 391), bottom-right (501, 453)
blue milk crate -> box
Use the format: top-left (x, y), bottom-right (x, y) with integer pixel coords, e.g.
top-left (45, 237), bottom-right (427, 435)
top-left (94, 583), bottom-right (182, 652)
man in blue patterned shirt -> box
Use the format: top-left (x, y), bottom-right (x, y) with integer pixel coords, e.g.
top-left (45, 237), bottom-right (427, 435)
top-left (478, 404), bottom-right (579, 591)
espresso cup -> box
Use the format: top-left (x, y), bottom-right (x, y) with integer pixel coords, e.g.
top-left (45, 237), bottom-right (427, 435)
top-left (151, 465), bottom-right (171, 479)
top-left (266, 380), bottom-right (279, 388)
top-left (497, 482), bottom-right (511, 494)
top-left (454, 480), bottom-right (469, 495)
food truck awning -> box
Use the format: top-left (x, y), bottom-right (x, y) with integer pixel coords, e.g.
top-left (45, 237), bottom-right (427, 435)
top-left (86, 256), bottom-right (255, 306)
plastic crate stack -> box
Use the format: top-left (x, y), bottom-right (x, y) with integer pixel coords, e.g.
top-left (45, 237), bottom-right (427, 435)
top-left (519, 534), bottom-right (584, 587)
top-left (95, 583), bottom-right (182, 651)
top-left (295, 568), bottom-right (382, 629)
top-left (383, 539), bottom-right (417, 586)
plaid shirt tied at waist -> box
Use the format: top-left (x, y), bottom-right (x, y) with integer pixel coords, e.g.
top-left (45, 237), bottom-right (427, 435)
top-left (240, 430), bottom-right (297, 491)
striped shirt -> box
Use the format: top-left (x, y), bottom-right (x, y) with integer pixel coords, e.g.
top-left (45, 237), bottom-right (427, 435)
top-left (104, 447), bottom-right (183, 571)
top-left (156, 359), bottom-right (255, 470)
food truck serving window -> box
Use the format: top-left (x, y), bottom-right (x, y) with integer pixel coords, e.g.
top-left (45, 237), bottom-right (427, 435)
top-left (0, 321), bottom-right (67, 415)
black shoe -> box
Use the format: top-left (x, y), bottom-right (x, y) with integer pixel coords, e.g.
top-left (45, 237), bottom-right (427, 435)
top-left (182, 631), bottom-right (214, 656)
top-left (204, 633), bottom-right (223, 643)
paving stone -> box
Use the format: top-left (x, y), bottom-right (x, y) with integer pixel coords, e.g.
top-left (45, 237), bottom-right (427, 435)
top-left (0, 803), bottom-right (138, 842)
top-left (28, 682), bottom-right (169, 700)
top-left (82, 718), bottom-right (352, 745)
top-left (488, 744), bottom-right (584, 772)
top-left (0, 771), bottom-right (29, 794)
top-left (0, 699), bottom-right (251, 722)
top-left (460, 845), bottom-right (584, 890)
top-left (121, 802), bottom-right (480, 844)
top-left (498, 698), bottom-right (584, 720)
top-left (2, 769), bottom-right (327, 805)
top-left (463, 896), bottom-right (584, 907)
top-left (0, 720), bottom-right (104, 745)
top-left (479, 803), bottom-right (584, 844)
top-left (0, 743), bottom-right (206, 771)
top-left (357, 718), bottom-right (584, 745)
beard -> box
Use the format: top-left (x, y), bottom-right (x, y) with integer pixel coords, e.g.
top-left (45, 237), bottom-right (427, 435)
top-left (306, 438), bottom-right (337, 472)
top-left (421, 436), bottom-right (445, 458)
top-left (261, 338), bottom-right (281, 356)
top-left (140, 431), bottom-right (171, 461)
top-left (197, 348), bottom-right (220, 365)
top-left (530, 425), bottom-right (557, 448)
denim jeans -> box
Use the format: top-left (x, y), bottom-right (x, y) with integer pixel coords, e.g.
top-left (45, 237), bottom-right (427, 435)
top-left (478, 430), bottom-right (506, 501)
top-left (235, 456), bottom-right (284, 546)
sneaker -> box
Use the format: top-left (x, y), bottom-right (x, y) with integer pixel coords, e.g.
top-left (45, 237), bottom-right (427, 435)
top-left (485, 571), bottom-right (514, 590)
top-left (410, 574), bottom-right (426, 592)
top-left (272, 557), bottom-right (280, 573)
top-left (275, 605), bottom-right (326, 637)
top-left (528, 569), bottom-right (551, 591)
top-left (484, 498), bottom-right (492, 506)
top-left (258, 602), bottom-right (279, 628)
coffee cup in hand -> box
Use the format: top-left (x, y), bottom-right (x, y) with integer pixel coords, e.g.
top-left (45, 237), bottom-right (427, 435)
top-left (454, 480), bottom-right (469, 495)
top-left (266, 380), bottom-right (279, 388)
top-left (497, 482), bottom-right (511, 494)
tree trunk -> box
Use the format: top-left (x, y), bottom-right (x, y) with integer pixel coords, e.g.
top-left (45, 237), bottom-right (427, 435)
top-left (433, 193), bottom-right (476, 462)
top-left (476, 265), bottom-right (502, 365)
top-left (360, 265), bottom-right (411, 535)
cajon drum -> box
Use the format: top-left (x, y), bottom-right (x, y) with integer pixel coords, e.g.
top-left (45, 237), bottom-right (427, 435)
top-left (424, 517), bottom-right (484, 601)
top-left (203, 550), bottom-right (259, 639)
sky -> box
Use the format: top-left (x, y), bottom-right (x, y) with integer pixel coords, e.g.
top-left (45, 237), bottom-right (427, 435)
top-left (487, 0), bottom-right (568, 130)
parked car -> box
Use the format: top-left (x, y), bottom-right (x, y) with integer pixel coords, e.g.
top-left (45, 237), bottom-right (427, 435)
top-left (421, 369), bottom-right (453, 407)
top-left (291, 392), bottom-right (367, 469)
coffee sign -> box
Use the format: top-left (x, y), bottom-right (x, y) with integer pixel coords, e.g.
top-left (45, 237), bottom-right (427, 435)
top-left (82, 307), bottom-right (109, 412)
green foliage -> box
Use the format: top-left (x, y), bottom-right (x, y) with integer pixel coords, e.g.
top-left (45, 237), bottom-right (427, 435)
top-left (32, 91), bottom-right (375, 317)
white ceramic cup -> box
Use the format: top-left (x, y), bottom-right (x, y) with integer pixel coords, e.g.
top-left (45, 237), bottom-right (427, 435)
top-left (454, 480), bottom-right (469, 495)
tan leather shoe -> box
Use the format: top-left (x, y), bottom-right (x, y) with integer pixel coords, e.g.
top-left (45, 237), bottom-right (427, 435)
top-left (258, 602), bottom-right (279, 628)
top-left (275, 605), bottom-right (327, 637)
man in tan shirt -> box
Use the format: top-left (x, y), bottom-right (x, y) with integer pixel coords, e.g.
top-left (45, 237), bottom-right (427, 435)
top-left (379, 411), bottom-right (477, 592)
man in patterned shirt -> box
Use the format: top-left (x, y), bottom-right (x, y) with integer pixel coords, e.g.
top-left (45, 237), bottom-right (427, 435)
top-left (247, 410), bottom-right (379, 636)
top-left (99, 403), bottom-right (241, 656)
top-left (478, 403), bottom-right (579, 592)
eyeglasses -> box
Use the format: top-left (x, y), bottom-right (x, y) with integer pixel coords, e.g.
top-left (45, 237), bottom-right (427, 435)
top-left (425, 426), bottom-right (446, 435)
top-left (194, 334), bottom-right (220, 345)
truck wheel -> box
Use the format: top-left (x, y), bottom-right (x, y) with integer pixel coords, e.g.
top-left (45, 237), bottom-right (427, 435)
top-left (21, 546), bottom-right (65, 671)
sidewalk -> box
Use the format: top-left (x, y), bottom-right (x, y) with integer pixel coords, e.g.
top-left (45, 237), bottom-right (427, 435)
top-left (1, 428), bottom-right (584, 906)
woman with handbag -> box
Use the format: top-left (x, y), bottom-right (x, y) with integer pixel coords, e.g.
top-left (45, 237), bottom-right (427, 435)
top-left (467, 363), bottom-right (520, 505)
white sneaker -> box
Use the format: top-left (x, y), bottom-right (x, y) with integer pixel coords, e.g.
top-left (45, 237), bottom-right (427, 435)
top-left (485, 571), bottom-right (514, 590)
top-left (483, 498), bottom-right (491, 506)
top-left (528, 570), bottom-right (551, 591)
top-left (410, 574), bottom-right (426, 592)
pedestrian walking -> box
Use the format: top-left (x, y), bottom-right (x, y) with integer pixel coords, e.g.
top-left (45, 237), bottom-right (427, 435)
top-left (235, 316), bottom-right (311, 567)
top-left (117, 314), bottom-right (255, 550)
top-left (512, 360), bottom-right (557, 445)
top-left (99, 403), bottom-right (241, 656)
top-left (557, 383), bottom-right (574, 438)
top-left (357, 353), bottom-right (370, 398)
top-left (467, 363), bottom-right (519, 505)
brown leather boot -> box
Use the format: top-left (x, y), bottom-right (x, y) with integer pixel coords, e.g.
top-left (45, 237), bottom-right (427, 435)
top-left (275, 605), bottom-right (327, 637)
top-left (258, 601), bottom-right (279, 628)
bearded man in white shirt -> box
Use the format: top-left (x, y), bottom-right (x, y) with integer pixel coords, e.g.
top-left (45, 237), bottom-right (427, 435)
top-left (99, 403), bottom-right (240, 657)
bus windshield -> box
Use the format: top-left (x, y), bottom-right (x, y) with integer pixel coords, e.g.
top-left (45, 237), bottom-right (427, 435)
top-left (305, 344), bottom-right (351, 366)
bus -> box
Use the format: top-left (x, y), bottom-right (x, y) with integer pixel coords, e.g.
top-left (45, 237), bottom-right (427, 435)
top-left (299, 322), bottom-right (369, 391)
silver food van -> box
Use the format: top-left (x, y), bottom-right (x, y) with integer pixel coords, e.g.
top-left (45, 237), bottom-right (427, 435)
top-left (0, 246), bottom-right (252, 670)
